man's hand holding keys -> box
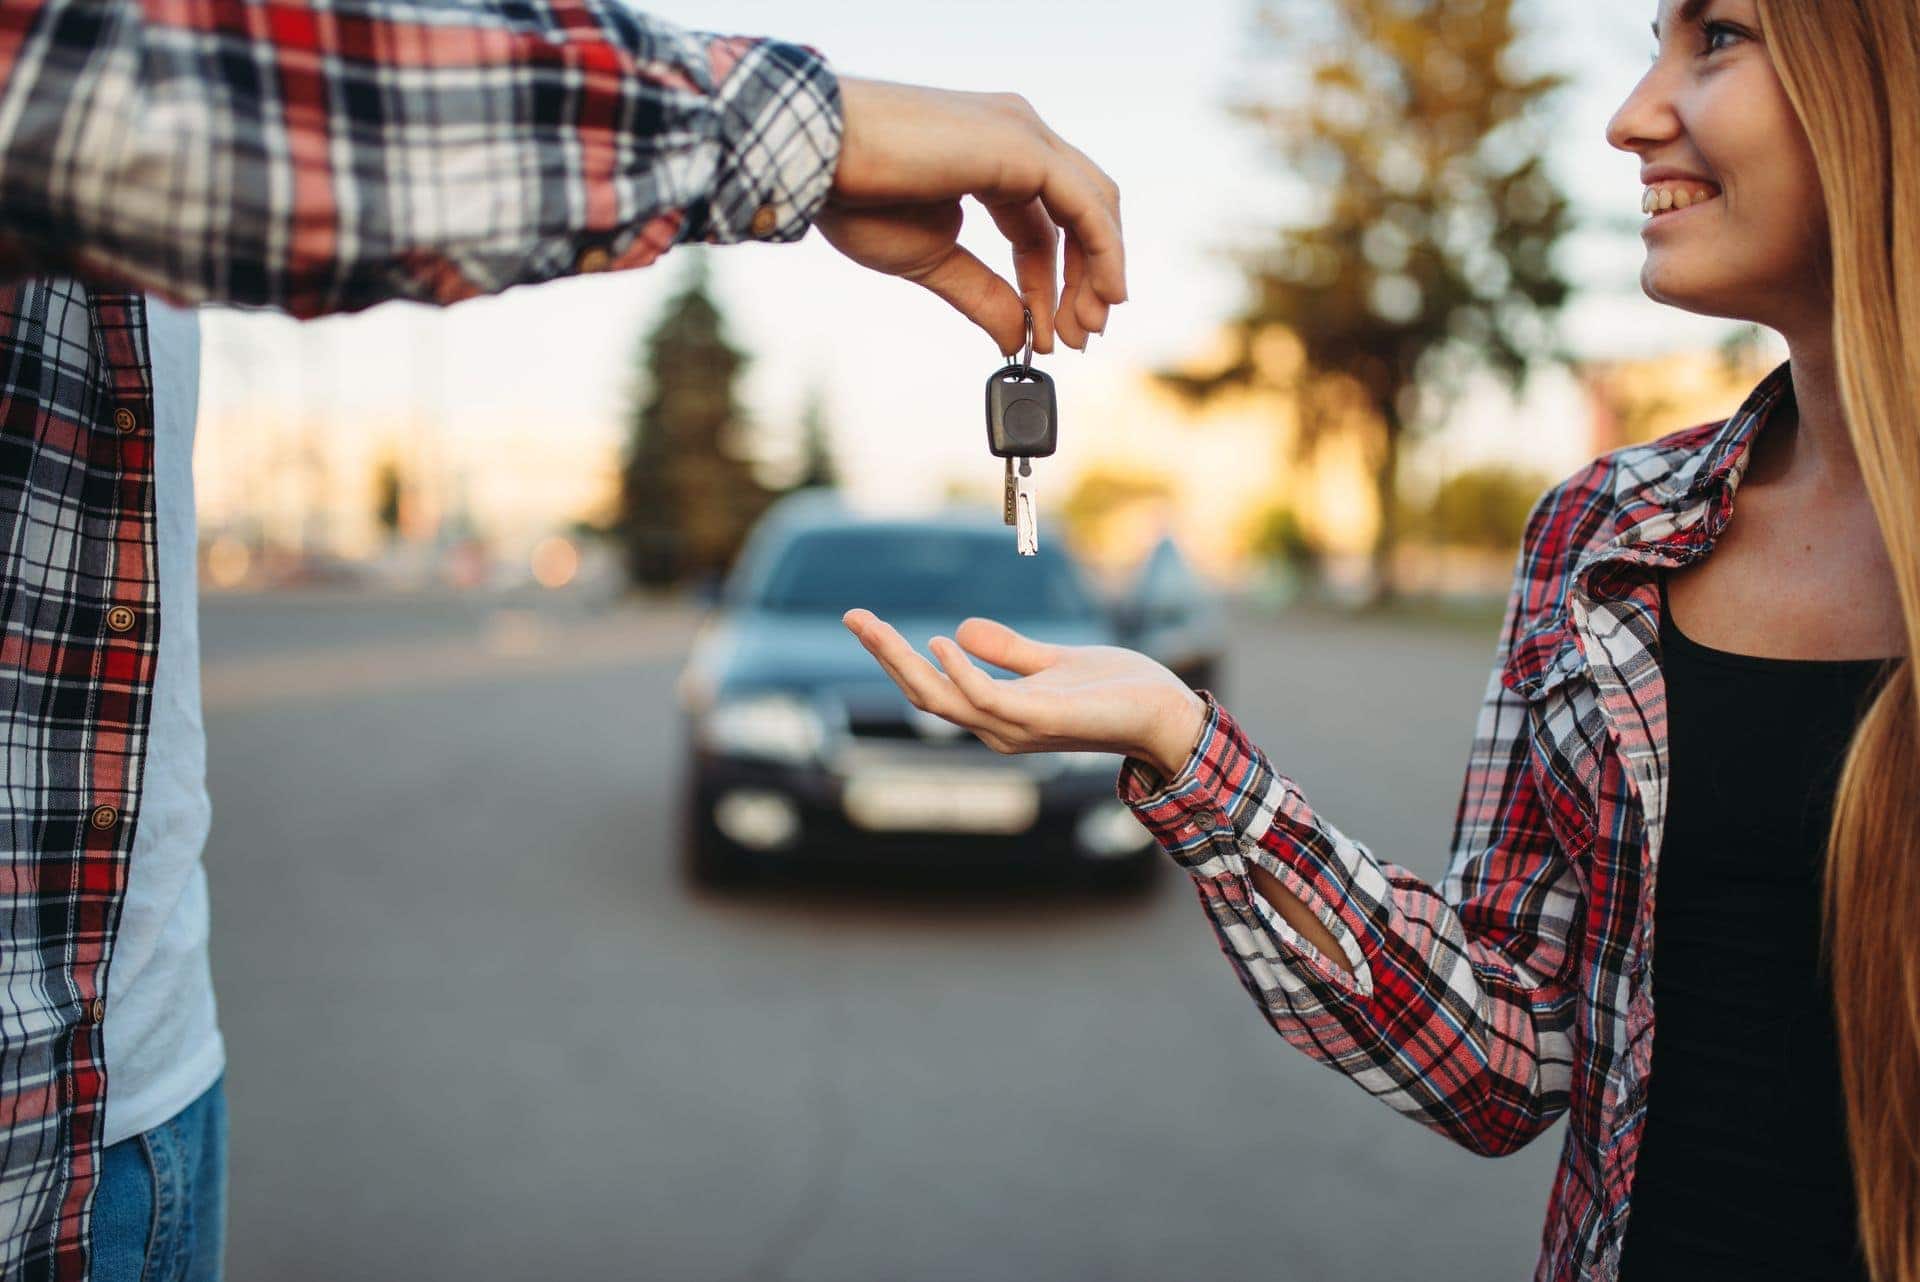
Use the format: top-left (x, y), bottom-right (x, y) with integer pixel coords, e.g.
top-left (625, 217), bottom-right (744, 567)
top-left (822, 78), bottom-right (1127, 357)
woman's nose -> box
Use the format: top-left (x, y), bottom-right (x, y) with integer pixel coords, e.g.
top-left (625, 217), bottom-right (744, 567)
top-left (1606, 66), bottom-right (1682, 156)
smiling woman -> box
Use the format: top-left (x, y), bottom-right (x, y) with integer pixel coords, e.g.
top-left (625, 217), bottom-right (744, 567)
top-left (844, 2), bottom-right (1920, 1280)
top-left (1620, 0), bottom-right (1835, 340)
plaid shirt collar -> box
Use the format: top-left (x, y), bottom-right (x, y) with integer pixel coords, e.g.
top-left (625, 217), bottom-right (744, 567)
top-left (1506, 359), bottom-right (1792, 703)
top-left (1645, 360), bottom-right (1789, 509)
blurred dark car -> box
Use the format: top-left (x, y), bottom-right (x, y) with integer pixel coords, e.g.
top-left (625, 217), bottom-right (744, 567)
top-left (1116, 534), bottom-right (1228, 694)
top-left (675, 493), bottom-right (1197, 889)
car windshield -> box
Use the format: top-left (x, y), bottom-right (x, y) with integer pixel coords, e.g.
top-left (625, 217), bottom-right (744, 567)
top-left (752, 528), bottom-right (1100, 621)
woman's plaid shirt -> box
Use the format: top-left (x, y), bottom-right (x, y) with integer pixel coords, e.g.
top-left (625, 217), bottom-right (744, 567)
top-left (0, 5), bottom-right (840, 1278)
top-left (1120, 364), bottom-right (1802, 1282)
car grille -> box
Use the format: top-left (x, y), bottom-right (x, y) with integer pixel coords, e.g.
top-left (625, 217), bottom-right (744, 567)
top-left (845, 710), bottom-right (926, 741)
top-left (839, 687), bottom-right (977, 746)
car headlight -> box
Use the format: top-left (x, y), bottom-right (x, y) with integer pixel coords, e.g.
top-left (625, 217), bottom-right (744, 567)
top-left (703, 695), bottom-right (827, 764)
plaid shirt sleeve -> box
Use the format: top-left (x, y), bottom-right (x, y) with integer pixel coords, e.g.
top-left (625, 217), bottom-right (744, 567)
top-left (1117, 546), bottom-right (1582, 1158)
top-left (0, 1), bottom-right (843, 315)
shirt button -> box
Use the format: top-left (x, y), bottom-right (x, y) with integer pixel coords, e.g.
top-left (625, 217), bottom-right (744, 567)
top-left (750, 204), bottom-right (779, 238)
top-left (574, 245), bottom-right (611, 274)
top-left (89, 997), bottom-right (106, 1023)
top-left (89, 805), bottom-right (119, 830)
top-left (105, 606), bottom-right (136, 633)
top-left (1193, 811), bottom-right (1218, 831)
top-left (111, 407), bottom-right (138, 435)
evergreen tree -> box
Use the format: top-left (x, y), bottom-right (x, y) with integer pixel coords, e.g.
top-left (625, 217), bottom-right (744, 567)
top-left (618, 256), bottom-right (775, 589)
top-left (1165, 0), bottom-right (1572, 602)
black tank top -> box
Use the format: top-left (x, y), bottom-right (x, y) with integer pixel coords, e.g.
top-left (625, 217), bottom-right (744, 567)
top-left (1617, 571), bottom-right (1896, 1279)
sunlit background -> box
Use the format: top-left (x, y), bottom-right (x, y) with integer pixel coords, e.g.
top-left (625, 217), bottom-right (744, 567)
top-left (190, 5), bottom-right (1802, 1279)
top-left (191, 0), bottom-right (1775, 598)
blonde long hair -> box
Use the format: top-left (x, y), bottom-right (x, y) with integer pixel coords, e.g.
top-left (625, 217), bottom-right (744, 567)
top-left (1756, 3), bottom-right (1920, 1279)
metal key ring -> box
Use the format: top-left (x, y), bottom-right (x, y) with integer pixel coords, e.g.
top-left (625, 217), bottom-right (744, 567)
top-left (1019, 307), bottom-right (1035, 375)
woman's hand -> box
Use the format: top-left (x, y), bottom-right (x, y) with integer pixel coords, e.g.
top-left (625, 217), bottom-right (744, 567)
top-left (845, 608), bottom-right (1354, 970)
top-left (841, 609), bottom-right (1207, 779)
top-left (820, 78), bottom-right (1127, 356)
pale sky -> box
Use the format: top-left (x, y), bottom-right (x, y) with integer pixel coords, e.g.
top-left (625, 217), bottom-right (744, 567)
top-left (194, 0), bottom-right (1744, 544)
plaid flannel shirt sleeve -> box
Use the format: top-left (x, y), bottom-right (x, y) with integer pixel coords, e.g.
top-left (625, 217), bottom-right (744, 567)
top-left (1117, 546), bottom-right (1581, 1158)
top-left (0, 1), bottom-right (842, 315)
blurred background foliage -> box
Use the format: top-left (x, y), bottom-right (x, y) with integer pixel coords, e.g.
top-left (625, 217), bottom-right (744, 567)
top-left (194, 2), bottom-right (1782, 611)
top-left (1159, 0), bottom-right (1573, 601)
top-left (616, 258), bottom-right (843, 590)
top-left (1398, 464), bottom-right (1553, 552)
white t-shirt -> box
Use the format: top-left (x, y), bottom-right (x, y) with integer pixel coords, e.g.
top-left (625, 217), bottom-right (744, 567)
top-left (99, 295), bottom-right (225, 1147)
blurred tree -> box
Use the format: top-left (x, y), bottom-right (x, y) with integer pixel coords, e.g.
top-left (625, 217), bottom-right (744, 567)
top-left (1060, 467), bottom-right (1174, 554)
top-left (1247, 500), bottom-right (1321, 571)
top-left (1401, 464), bottom-right (1551, 552)
top-left (1165, 0), bottom-right (1573, 603)
top-left (372, 457), bottom-right (404, 544)
top-left (617, 256), bottom-right (775, 589)
top-left (791, 386), bottom-right (839, 491)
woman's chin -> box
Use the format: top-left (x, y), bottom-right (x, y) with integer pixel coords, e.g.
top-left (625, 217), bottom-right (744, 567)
top-left (1639, 261), bottom-right (1745, 320)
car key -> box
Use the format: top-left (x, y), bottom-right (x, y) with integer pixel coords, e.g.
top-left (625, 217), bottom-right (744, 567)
top-left (1013, 459), bottom-right (1038, 555)
top-left (985, 310), bottom-right (1057, 556)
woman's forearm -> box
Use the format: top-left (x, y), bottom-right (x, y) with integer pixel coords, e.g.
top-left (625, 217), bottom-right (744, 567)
top-left (1246, 864), bottom-right (1358, 976)
top-left (1138, 692), bottom-right (1357, 976)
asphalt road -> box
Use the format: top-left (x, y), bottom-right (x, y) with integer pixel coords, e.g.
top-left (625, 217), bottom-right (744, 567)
top-left (200, 590), bottom-right (1558, 1282)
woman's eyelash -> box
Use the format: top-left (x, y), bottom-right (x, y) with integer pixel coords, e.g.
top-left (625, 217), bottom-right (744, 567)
top-left (1700, 20), bottom-right (1749, 54)
top-left (1649, 19), bottom-right (1749, 63)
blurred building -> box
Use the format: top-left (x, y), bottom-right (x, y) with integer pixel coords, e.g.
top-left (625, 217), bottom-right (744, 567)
top-left (1580, 335), bottom-right (1785, 456)
top-left (193, 403), bottom-right (621, 590)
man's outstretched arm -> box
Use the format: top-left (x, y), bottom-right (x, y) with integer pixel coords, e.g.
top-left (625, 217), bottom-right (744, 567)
top-left (0, 2), bottom-right (839, 314)
top-left (0, 2), bottom-right (1123, 351)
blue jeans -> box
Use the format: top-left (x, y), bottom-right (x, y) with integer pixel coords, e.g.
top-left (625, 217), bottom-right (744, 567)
top-left (91, 1075), bottom-right (228, 1282)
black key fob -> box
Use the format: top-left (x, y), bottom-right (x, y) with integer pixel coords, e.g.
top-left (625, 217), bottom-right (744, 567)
top-left (985, 363), bottom-right (1058, 459)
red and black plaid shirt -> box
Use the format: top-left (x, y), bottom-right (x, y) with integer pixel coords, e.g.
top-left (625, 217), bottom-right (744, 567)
top-left (1120, 364), bottom-right (1801, 1282)
top-left (0, 5), bottom-right (839, 1277)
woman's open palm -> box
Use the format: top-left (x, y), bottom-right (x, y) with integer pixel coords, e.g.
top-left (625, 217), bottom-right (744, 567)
top-left (842, 609), bottom-right (1205, 775)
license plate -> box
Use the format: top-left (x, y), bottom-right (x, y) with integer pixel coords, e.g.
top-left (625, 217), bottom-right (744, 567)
top-left (842, 769), bottom-right (1039, 834)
